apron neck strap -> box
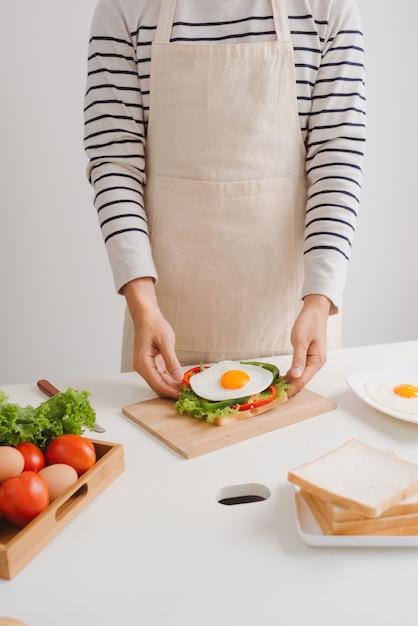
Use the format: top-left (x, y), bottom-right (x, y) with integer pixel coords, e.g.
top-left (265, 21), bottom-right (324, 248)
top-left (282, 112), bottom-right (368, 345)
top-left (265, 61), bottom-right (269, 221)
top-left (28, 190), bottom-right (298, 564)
top-left (155, 0), bottom-right (177, 43)
top-left (271, 0), bottom-right (291, 42)
top-left (155, 0), bottom-right (290, 44)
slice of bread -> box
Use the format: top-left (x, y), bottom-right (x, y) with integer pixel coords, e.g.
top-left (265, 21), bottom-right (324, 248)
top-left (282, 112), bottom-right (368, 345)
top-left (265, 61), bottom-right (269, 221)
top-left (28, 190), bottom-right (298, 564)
top-left (315, 490), bottom-right (418, 522)
top-left (214, 393), bottom-right (287, 426)
top-left (288, 439), bottom-right (418, 518)
top-left (369, 524), bottom-right (418, 536)
top-left (300, 489), bottom-right (332, 534)
top-left (301, 489), bottom-right (418, 535)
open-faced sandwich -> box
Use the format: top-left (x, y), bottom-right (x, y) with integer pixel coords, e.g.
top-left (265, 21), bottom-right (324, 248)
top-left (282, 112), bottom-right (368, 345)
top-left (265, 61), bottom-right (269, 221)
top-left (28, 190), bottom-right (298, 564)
top-left (175, 360), bottom-right (290, 426)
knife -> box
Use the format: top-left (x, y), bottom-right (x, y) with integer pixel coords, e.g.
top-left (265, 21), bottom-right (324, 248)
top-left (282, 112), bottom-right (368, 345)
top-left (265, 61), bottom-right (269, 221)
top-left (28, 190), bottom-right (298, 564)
top-left (36, 379), bottom-right (106, 433)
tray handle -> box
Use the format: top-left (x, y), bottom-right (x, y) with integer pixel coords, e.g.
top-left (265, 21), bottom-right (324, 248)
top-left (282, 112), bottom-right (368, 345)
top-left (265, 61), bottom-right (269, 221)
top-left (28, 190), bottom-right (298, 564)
top-left (55, 483), bottom-right (88, 522)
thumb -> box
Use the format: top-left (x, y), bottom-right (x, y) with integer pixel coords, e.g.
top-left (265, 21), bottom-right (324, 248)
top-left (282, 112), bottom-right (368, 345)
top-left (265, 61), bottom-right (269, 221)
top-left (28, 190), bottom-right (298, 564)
top-left (170, 366), bottom-right (184, 382)
top-left (290, 350), bottom-right (306, 379)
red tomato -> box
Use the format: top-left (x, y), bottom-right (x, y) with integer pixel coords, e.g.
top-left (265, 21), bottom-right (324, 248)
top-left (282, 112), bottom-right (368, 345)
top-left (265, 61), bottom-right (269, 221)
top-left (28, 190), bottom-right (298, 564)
top-left (0, 471), bottom-right (50, 528)
top-left (45, 434), bottom-right (96, 475)
top-left (16, 441), bottom-right (45, 472)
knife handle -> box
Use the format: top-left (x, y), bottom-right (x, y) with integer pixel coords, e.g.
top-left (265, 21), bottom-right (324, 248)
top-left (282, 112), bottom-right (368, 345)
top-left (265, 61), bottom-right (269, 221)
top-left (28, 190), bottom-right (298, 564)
top-left (37, 379), bottom-right (60, 397)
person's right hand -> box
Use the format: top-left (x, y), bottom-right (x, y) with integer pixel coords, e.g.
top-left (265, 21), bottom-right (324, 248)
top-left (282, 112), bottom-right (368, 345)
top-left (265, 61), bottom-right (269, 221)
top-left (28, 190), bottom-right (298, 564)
top-left (123, 278), bottom-right (183, 399)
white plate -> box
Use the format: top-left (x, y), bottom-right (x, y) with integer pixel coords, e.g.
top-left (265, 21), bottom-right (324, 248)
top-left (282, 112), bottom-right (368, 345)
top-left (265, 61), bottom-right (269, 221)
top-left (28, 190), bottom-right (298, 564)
top-left (293, 487), bottom-right (418, 547)
top-left (345, 359), bottom-right (418, 424)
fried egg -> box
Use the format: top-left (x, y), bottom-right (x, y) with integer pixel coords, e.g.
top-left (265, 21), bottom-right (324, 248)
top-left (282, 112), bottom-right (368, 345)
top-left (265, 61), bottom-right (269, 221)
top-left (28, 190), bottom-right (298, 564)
top-left (364, 379), bottom-right (418, 415)
top-left (190, 360), bottom-right (273, 401)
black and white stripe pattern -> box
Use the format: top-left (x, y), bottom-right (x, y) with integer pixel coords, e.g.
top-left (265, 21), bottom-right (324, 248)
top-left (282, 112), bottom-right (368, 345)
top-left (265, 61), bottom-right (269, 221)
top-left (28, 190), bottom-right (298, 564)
top-left (84, 0), bottom-right (366, 308)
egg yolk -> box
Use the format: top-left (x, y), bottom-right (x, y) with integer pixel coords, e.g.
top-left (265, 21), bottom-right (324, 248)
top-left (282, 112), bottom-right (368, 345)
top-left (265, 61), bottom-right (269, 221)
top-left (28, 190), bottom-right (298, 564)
top-left (393, 384), bottom-right (418, 399)
top-left (220, 369), bottom-right (250, 390)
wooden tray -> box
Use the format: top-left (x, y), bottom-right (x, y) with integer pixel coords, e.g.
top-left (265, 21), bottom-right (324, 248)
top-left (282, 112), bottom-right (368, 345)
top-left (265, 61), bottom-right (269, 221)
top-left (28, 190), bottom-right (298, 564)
top-left (122, 389), bottom-right (336, 459)
top-left (0, 440), bottom-right (124, 580)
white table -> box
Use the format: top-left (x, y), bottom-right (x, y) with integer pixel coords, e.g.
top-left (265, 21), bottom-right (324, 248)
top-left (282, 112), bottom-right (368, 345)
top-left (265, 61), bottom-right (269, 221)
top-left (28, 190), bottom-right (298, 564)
top-left (1, 340), bottom-right (418, 626)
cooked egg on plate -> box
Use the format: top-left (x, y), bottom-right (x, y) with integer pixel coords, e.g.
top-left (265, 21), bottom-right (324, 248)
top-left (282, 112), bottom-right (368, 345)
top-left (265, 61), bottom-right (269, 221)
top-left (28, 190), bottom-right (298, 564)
top-left (346, 360), bottom-right (418, 424)
top-left (190, 360), bottom-right (273, 401)
top-left (364, 379), bottom-right (418, 415)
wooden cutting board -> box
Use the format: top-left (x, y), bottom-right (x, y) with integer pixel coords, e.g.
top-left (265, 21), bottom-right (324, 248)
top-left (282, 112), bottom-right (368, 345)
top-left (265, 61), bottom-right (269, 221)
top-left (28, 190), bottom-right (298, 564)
top-left (122, 388), bottom-right (336, 459)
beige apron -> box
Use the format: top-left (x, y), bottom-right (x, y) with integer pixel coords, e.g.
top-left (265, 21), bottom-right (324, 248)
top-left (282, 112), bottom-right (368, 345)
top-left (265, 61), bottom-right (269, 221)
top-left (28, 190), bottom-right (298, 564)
top-left (122, 0), bottom-right (340, 370)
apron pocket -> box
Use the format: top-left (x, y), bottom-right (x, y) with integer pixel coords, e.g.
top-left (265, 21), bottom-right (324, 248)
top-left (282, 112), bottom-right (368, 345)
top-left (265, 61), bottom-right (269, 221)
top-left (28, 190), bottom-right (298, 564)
top-left (150, 176), bottom-right (303, 358)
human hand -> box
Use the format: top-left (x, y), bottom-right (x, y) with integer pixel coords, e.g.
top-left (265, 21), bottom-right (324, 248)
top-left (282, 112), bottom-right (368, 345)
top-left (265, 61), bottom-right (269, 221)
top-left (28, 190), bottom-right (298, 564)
top-left (123, 278), bottom-right (183, 399)
top-left (285, 295), bottom-right (331, 398)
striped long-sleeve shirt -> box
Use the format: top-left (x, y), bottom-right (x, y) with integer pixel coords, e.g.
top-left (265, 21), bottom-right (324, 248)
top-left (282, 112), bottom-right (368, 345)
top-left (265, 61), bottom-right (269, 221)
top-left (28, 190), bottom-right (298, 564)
top-left (84, 0), bottom-right (366, 311)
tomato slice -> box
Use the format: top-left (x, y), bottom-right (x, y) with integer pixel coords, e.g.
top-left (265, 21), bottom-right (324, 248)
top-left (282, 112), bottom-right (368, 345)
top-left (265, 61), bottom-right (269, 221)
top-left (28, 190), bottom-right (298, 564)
top-left (183, 365), bottom-right (210, 387)
top-left (237, 385), bottom-right (277, 411)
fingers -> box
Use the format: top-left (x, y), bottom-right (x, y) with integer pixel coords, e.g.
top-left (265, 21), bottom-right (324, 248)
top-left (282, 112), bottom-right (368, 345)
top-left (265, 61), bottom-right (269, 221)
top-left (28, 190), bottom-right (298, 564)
top-left (285, 300), bottom-right (329, 397)
top-left (285, 340), bottom-right (327, 397)
top-left (153, 354), bottom-right (184, 398)
top-left (137, 348), bottom-right (184, 399)
top-left (135, 353), bottom-right (182, 399)
top-left (146, 366), bottom-right (183, 399)
top-left (132, 312), bottom-right (185, 399)
top-left (156, 350), bottom-right (183, 383)
top-left (286, 362), bottom-right (316, 398)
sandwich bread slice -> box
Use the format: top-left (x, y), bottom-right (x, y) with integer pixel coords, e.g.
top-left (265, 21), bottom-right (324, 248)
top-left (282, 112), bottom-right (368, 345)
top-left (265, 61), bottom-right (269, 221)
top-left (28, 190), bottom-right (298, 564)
top-left (301, 489), bottom-right (418, 536)
top-left (288, 439), bottom-right (418, 519)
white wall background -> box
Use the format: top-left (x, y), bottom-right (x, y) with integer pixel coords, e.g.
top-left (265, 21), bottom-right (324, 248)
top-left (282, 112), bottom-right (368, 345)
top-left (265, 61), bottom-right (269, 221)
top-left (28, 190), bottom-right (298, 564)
top-left (1, 2), bottom-right (417, 386)
top-left (342, 1), bottom-right (418, 347)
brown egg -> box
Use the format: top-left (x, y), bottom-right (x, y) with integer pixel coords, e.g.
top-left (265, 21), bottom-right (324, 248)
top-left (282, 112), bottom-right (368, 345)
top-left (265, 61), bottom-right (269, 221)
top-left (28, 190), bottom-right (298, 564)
top-left (39, 463), bottom-right (78, 500)
top-left (0, 447), bottom-right (25, 483)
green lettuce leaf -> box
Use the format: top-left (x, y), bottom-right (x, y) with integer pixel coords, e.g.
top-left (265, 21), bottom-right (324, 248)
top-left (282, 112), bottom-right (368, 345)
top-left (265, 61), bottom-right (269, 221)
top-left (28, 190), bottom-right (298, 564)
top-left (175, 386), bottom-right (239, 424)
top-left (0, 388), bottom-right (96, 449)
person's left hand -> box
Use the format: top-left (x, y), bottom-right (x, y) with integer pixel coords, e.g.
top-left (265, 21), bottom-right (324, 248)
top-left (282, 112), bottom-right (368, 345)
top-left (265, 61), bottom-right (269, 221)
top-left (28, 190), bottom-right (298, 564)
top-left (285, 294), bottom-right (332, 398)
